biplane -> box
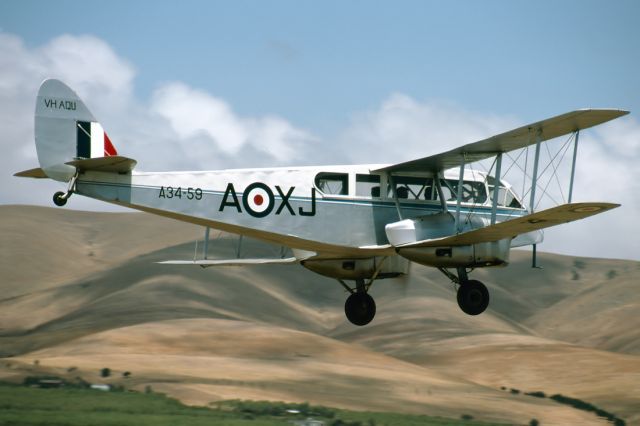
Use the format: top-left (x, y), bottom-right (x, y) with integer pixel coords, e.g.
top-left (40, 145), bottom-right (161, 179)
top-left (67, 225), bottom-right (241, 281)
top-left (16, 79), bottom-right (627, 325)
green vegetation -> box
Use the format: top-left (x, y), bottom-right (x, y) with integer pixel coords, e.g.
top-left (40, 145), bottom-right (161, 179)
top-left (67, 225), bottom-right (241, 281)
top-left (549, 394), bottom-right (625, 425)
top-left (500, 387), bottom-right (626, 426)
top-left (218, 400), bottom-right (506, 425)
top-left (571, 269), bottom-right (580, 280)
top-left (573, 259), bottom-right (586, 270)
top-left (0, 382), bottom-right (509, 426)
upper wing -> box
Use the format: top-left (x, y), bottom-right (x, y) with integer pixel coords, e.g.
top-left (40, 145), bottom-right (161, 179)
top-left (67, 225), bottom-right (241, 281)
top-left (396, 202), bottom-right (619, 248)
top-left (374, 109), bottom-right (628, 174)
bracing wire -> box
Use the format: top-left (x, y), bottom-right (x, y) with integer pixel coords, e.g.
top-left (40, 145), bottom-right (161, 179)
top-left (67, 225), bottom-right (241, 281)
top-left (534, 135), bottom-right (574, 210)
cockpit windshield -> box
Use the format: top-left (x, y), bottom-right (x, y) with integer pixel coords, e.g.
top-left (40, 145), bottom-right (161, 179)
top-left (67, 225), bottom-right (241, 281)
top-left (486, 176), bottom-right (523, 208)
top-left (438, 179), bottom-right (488, 204)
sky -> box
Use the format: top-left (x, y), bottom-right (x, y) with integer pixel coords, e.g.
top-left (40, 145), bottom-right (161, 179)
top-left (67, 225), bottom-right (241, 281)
top-left (1, 0), bottom-right (639, 260)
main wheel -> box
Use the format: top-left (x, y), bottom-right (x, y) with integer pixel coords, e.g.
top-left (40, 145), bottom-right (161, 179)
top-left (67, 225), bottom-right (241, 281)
top-left (53, 191), bottom-right (67, 207)
top-left (457, 280), bottom-right (490, 315)
top-left (344, 292), bottom-right (376, 326)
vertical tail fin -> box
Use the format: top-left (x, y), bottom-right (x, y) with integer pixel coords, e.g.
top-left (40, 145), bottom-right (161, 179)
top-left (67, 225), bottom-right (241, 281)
top-left (34, 79), bottom-right (119, 182)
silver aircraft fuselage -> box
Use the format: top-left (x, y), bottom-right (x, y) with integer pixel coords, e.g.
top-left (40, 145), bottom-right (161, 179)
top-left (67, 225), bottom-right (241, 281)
top-left (75, 164), bottom-right (529, 261)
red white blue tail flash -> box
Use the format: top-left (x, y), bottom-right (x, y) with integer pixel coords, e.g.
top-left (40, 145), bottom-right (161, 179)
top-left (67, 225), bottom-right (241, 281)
top-left (76, 121), bottom-right (117, 159)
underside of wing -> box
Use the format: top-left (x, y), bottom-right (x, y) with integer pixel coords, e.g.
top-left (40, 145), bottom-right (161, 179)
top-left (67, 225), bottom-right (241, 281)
top-left (117, 203), bottom-right (397, 259)
top-left (374, 109), bottom-right (628, 174)
top-left (397, 202), bottom-right (620, 248)
top-left (158, 257), bottom-right (299, 267)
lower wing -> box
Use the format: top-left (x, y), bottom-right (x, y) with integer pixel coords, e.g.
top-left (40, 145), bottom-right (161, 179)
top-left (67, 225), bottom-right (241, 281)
top-left (397, 202), bottom-right (619, 248)
top-left (158, 257), bottom-right (299, 268)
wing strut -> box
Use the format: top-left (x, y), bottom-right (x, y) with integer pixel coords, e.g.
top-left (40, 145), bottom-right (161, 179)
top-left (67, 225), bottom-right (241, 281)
top-left (529, 130), bottom-right (543, 267)
top-left (490, 153), bottom-right (503, 225)
top-left (236, 235), bottom-right (244, 258)
top-left (434, 173), bottom-right (448, 213)
top-left (529, 130), bottom-right (543, 213)
top-left (387, 173), bottom-right (404, 220)
top-left (455, 157), bottom-right (465, 232)
top-left (568, 130), bottom-right (580, 203)
top-left (203, 226), bottom-right (210, 259)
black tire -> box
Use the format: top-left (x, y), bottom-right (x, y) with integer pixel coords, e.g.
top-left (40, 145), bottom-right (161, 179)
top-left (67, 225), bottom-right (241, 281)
top-left (457, 280), bottom-right (490, 315)
top-left (344, 292), bottom-right (376, 326)
top-left (53, 191), bottom-right (67, 207)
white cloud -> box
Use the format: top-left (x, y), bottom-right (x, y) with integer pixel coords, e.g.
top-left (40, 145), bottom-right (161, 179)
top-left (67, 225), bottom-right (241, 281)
top-left (151, 82), bottom-right (248, 155)
top-left (338, 93), bottom-right (518, 164)
top-left (150, 83), bottom-right (314, 163)
top-left (1, 32), bottom-right (638, 260)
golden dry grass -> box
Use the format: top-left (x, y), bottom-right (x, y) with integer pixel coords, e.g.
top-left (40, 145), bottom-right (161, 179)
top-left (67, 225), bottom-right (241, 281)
top-left (1, 205), bottom-right (638, 425)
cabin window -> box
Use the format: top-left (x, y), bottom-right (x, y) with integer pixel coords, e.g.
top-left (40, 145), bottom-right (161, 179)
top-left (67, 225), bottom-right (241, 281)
top-left (438, 179), bottom-right (488, 204)
top-left (438, 179), bottom-right (457, 201)
top-left (356, 174), bottom-right (381, 198)
top-left (391, 176), bottom-right (435, 201)
top-left (315, 172), bottom-right (349, 195)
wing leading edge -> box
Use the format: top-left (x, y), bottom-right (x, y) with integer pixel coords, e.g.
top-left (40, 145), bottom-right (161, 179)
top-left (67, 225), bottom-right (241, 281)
top-left (374, 109), bottom-right (628, 174)
top-left (396, 202), bottom-right (620, 248)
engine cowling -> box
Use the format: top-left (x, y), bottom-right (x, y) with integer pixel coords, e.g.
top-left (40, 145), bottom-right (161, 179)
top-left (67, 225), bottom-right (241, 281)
top-left (385, 213), bottom-right (511, 268)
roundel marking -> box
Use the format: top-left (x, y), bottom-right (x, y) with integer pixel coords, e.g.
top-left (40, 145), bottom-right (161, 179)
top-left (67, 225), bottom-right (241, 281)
top-left (243, 182), bottom-right (275, 217)
top-left (570, 206), bottom-right (603, 213)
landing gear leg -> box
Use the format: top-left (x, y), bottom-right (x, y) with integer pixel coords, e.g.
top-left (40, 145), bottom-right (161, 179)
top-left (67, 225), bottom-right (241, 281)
top-left (338, 258), bottom-right (389, 326)
top-left (342, 278), bottom-right (377, 326)
top-left (52, 171), bottom-right (79, 207)
top-left (439, 267), bottom-right (490, 316)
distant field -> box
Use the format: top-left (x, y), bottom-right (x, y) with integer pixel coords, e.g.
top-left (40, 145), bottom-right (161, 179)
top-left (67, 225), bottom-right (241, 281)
top-left (0, 382), bottom-right (508, 426)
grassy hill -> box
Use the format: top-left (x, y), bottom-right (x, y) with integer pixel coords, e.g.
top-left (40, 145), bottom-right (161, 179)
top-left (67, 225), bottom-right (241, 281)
top-left (1, 205), bottom-right (638, 425)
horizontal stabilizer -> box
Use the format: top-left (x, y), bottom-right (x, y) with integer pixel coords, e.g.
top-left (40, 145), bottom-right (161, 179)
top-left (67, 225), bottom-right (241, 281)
top-left (14, 167), bottom-right (48, 178)
top-left (66, 155), bottom-right (137, 173)
top-left (396, 202), bottom-right (620, 248)
top-left (158, 257), bottom-right (299, 267)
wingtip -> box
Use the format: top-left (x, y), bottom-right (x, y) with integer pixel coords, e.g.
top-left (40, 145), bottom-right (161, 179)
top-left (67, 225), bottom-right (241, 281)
top-left (577, 108), bottom-right (630, 116)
